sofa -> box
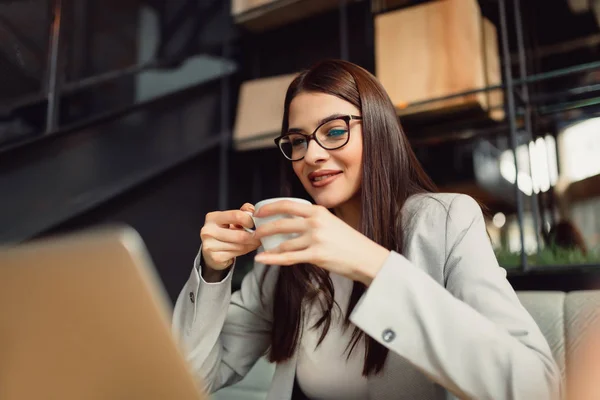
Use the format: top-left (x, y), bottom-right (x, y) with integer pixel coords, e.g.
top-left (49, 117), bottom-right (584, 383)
top-left (516, 290), bottom-right (600, 386)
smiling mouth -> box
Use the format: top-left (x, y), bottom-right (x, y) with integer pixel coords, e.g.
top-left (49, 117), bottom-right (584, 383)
top-left (312, 173), bottom-right (341, 182)
top-left (308, 171), bottom-right (342, 187)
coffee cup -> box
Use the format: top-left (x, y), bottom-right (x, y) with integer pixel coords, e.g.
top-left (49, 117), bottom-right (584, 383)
top-left (244, 197), bottom-right (312, 251)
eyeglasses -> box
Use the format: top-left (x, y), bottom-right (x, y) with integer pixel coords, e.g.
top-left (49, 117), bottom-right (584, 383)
top-left (274, 115), bottom-right (362, 161)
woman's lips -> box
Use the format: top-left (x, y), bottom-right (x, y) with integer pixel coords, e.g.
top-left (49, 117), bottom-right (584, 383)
top-left (310, 172), bottom-right (342, 188)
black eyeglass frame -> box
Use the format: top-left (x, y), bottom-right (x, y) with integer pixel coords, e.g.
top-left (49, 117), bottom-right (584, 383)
top-left (274, 114), bottom-right (362, 161)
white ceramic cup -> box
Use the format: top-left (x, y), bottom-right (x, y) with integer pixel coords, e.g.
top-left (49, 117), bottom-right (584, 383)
top-left (244, 197), bottom-right (312, 251)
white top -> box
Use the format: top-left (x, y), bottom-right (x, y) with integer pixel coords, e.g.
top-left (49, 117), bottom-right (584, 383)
top-left (296, 273), bottom-right (369, 399)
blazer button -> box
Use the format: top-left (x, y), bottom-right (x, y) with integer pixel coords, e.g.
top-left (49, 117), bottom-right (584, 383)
top-left (382, 328), bottom-right (396, 343)
top-left (189, 292), bottom-right (195, 304)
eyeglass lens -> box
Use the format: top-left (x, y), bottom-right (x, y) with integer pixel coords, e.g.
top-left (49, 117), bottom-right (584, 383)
top-left (278, 118), bottom-right (350, 160)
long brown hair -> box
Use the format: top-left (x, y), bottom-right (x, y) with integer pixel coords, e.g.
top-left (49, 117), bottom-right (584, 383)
top-left (262, 59), bottom-right (437, 376)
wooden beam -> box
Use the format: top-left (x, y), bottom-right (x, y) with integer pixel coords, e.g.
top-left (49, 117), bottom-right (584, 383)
top-left (565, 174), bottom-right (600, 204)
top-left (567, 0), bottom-right (590, 14)
top-left (232, 0), bottom-right (345, 32)
top-left (592, 0), bottom-right (600, 27)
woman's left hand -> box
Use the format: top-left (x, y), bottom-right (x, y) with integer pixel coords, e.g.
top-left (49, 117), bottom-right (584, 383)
top-left (253, 200), bottom-right (390, 286)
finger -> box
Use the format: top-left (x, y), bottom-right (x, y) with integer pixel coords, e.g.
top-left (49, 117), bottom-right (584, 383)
top-left (203, 224), bottom-right (256, 244)
top-left (210, 209), bottom-right (255, 230)
top-left (231, 204), bottom-right (256, 229)
top-left (240, 203), bottom-right (255, 213)
top-left (254, 218), bottom-right (307, 239)
top-left (254, 200), bottom-right (314, 218)
top-left (268, 235), bottom-right (311, 254)
top-left (203, 240), bottom-right (253, 253)
top-left (254, 249), bottom-right (312, 266)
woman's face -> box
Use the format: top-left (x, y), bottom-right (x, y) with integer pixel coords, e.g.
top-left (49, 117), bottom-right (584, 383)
top-left (287, 92), bottom-right (363, 209)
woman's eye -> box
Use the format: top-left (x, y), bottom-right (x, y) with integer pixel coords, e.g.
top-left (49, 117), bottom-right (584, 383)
top-left (292, 138), bottom-right (307, 146)
top-left (327, 129), bottom-right (347, 137)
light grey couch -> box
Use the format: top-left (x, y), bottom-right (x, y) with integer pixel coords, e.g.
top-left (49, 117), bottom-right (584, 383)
top-left (516, 290), bottom-right (600, 383)
top-left (213, 290), bottom-right (600, 399)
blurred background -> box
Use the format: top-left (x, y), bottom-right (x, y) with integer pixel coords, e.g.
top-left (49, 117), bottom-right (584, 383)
top-left (1, 0), bottom-right (599, 302)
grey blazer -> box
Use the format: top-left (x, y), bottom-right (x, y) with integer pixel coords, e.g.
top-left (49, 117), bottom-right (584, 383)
top-left (172, 193), bottom-right (561, 399)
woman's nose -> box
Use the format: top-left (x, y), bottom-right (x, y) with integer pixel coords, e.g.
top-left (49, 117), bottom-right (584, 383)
top-left (303, 139), bottom-right (328, 164)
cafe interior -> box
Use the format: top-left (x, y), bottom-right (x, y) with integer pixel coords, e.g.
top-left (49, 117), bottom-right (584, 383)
top-left (1, 0), bottom-right (600, 398)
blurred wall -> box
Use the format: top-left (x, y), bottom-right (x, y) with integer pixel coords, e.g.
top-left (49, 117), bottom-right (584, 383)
top-left (41, 150), bottom-right (220, 303)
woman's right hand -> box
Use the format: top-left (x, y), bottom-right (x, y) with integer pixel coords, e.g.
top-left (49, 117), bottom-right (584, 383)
top-left (200, 203), bottom-right (261, 273)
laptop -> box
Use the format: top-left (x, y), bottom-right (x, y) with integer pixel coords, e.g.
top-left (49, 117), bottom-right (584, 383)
top-left (0, 226), bottom-right (207, 400)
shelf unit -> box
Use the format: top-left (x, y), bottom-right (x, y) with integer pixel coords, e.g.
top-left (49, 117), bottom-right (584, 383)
top-left (230, 0), bottom-right (600, 274)
top-left (4, 0), bottom-right (598, 274)
top-left (401, 60), bottom-right (600, 145)
top-left (1, 0), bottom-right (237, 213)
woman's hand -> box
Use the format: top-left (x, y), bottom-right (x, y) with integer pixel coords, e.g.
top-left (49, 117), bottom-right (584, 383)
top-left (253, 200), bottom-right (390, 286)
top-left (200, 203), bottom-right (261, 274)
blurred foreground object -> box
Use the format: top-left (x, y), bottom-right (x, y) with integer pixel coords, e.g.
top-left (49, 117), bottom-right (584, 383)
top-left (0, 226), bottom-right (207, 400)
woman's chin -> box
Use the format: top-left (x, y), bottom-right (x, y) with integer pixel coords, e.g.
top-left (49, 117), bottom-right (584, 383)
top-left (309, 192), bottom-right (346, 209)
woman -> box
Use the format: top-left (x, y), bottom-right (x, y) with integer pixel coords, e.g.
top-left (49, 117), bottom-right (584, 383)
top-left (172, 60), bottom-right (560, 399)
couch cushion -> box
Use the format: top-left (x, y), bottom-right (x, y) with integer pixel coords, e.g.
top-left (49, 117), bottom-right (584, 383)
top-left (564, 290), bottom-right (600, 379)
top-left (516, 291), bottom-right (566, 379)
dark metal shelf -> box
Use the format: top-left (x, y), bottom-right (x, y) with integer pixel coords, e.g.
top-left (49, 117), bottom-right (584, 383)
top-left (399, 60), bottom-right (600, 114)
top-left (398, 59), bottom-right (600, 148)
top-left (0, 99), bottom-right (226, 244)
top-left (0, 56), bottom-right (222, 116)
top-left (0, 69), bottom-right (236, 156)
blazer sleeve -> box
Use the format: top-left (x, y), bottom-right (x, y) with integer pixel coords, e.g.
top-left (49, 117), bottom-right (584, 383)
top-left (349, 194), bottom-right (561, 400)
top-left (172, 247), bottom-right (276, 393)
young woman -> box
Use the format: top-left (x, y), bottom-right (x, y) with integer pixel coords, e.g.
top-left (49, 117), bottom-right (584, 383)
top-left (172, 60), bottom-right (560, 399)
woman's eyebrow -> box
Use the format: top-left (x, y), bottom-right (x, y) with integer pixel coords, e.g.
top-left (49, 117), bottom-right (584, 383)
top-left (288, 113), bottom-right (346, 133)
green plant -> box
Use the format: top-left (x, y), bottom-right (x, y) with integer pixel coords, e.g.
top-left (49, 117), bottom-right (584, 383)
top-left (495, 246), bottom-right (600, 269)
